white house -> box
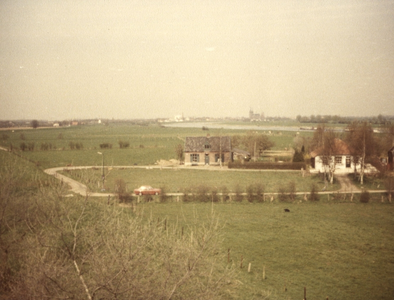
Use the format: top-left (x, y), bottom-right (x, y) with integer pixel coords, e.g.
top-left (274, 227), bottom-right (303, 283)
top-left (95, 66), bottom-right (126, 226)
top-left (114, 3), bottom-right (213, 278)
top-left (310, 138), bottom-right (360, 174)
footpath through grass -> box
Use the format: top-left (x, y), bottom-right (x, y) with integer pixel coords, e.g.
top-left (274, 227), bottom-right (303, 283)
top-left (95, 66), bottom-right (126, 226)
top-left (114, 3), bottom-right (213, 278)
top-left (135, 201), bottom-right (394, 300)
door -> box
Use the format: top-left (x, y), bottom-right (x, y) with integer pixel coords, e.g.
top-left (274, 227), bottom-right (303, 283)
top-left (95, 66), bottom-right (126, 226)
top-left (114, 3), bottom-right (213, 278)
top-left (205, 153), bottom-right (209, 165)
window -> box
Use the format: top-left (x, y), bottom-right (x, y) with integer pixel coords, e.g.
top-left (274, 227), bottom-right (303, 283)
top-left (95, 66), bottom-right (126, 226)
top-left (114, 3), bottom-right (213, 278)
top-left (335, 156), bottom-right (342, 164)
top-left (204, 144), bottom-right (211, 149)
top-left (346, 156), bottom-right (351, 168)
top-left (190, 154), bottom-right (199, 162)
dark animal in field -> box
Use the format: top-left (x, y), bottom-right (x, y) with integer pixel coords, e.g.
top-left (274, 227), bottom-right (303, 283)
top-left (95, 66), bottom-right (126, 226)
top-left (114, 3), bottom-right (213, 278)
top-left (284, 209), bottom-right (290, 212)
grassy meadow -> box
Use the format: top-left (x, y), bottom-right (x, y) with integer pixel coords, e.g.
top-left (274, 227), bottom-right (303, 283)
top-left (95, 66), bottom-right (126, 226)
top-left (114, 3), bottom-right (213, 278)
top-left (132, 201), bottom-right (394, 300)
top-left (60, 167), bottom-right (340, 194)
top-left (1, 123), bottom-right (394, 299)
top-left (0, 123), bottom-right (311, 169)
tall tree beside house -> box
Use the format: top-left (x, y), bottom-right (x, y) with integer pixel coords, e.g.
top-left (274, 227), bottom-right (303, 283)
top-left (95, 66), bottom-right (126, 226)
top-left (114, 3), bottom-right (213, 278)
top-left (31, 119), bottom-right (39, 129)
top-left (310, 125), bottom-right (338, 184)
top-left (242, 131), bottom-right (275, 159)
top-left (345, 122), bottom-right (377, 184)
top-left (310, 124), bottom-right (326, 151)
top-left (175, 144), bottom-right (184, 161)
top-left (231, 133), bottom-right (274, 160)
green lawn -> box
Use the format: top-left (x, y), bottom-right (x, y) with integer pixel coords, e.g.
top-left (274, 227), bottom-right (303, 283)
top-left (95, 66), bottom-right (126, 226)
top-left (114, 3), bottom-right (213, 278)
top-left (132, 201), bottom-right (394, 300)
top-left (59, 167), bottom-right (341, 194)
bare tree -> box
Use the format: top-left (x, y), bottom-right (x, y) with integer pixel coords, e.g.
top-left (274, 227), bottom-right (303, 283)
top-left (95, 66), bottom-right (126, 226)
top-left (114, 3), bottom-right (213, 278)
top-left (345, 122), bottom-right (377, 184)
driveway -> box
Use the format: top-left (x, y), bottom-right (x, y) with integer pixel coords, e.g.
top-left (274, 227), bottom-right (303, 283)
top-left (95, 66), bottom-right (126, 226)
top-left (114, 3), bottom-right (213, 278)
top-left (335, 174), bottom-right (361, 193)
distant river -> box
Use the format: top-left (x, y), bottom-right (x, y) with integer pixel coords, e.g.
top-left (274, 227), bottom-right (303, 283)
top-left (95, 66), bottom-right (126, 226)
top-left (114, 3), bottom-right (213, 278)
top-left (163, 122), bottom-right (316, 132)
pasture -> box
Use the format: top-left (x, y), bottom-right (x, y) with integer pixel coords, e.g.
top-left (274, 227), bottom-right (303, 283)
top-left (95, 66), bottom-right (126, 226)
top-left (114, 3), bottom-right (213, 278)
top-left (1, 123), bottom-right (393, 299)
top-left (133, 201), bottom-right (394, 300)
top-left (0, 122), bottom-right (311, 169)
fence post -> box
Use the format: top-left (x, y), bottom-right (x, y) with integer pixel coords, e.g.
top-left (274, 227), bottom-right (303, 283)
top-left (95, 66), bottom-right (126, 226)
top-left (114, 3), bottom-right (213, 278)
top-left (304, 286), bottom-right (306, 300)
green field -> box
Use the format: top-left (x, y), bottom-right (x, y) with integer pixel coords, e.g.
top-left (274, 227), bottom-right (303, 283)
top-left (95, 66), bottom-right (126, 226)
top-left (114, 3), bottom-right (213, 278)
top-left (60, 167), bottom-right (340, 195)
top-left (0, 123), bottom-right (312, 169)
top-left (1, 123), bottom-right (394, 299)
top-left (134, 201), bottom-right (394, 300)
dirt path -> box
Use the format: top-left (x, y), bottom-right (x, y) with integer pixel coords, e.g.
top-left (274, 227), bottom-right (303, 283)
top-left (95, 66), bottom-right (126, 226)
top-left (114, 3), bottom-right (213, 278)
top-left (335, 174), bottom-right (361, 192)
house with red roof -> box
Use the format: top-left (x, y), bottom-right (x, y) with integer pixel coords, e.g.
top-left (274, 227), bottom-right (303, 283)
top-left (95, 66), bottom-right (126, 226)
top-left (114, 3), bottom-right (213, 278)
top-left (309, 138), bottom-right (359, 174)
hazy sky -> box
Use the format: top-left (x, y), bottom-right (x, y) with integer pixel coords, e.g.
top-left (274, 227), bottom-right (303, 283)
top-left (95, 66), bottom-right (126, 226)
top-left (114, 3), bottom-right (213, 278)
top-left (1, 0), bottom-right (394, 120)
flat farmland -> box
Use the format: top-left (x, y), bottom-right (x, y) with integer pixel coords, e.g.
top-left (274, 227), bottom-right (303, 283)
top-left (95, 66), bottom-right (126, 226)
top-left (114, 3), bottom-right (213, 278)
top-left (135, 201), bottom-right (394, 300)
top-left (0, 123), bottom-right (313, 169)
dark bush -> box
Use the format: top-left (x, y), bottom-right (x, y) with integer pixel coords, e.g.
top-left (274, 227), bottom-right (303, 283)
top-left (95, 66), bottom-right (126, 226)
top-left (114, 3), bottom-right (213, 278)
top-left (211, 187), bottom-right (220, 202)
top-left (195, 184), bottom-right (210, 202)
top-left (234, 184), bottom-right (243, 202)
top-left (359, 190), bottom-right (370, 203)
top-left (99, 143), bottom-right (112, 149)
top-left (27, 142), bottom-right (35, 151)
top-left (119, 140), bottom-right (130, 148)
top-left (221, 185), bottom-right (230, 202)
top-left (255, 183), bottom-right (265, 202)
top-left (159, 186), bottom-right (168, 203)
top-left (310, 183), bottom-right (319, 201)
top-left (246, 184), bottom-right (255, 202)
top-left (228, 161), bottom-right (306, 170)
top-left (20, 142), bottom-right (27, 151)
top-left (182, 187), bottom-right (192, 202)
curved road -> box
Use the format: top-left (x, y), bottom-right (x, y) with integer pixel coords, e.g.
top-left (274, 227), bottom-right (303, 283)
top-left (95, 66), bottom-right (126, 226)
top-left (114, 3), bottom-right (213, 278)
top-left (44, 165), bottom-right (387, 198)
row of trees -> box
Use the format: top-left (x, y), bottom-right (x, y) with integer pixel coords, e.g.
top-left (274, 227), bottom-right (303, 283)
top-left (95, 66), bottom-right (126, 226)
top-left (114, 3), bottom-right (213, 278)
top-left (296, 114), bottom-right (392, 125)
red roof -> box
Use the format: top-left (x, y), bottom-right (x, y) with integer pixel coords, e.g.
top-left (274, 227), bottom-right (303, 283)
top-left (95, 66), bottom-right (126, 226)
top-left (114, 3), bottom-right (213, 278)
top-left (310, 138), bottom-right (351, 158)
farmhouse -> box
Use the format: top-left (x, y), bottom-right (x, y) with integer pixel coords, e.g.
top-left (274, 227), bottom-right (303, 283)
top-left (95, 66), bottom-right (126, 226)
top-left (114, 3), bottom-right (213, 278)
top-left (184, 136), bottom-right (232, 166)
top-left (310, 138), bottom-right (360, 174)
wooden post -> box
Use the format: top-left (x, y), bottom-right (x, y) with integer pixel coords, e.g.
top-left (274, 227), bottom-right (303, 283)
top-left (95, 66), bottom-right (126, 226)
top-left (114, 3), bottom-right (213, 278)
top-left (248, 262), bottom-right (251, 273)
top-left (304, 286), bottom-right (306, 300)
top-left (263, 265), bottom-right (265, 280)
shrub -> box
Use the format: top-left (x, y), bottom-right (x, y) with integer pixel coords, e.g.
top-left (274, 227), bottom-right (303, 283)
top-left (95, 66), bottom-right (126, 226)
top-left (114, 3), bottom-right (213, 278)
top-left (221, 185), bottom-right (230, 202)
top-left (310, 183), bottom-right (319, 201)
top-left (57, 133), bottom-right (63, 139)
top-left (27, 142), bottom-right (35, 151)
top-left (75, 142), bottom-right (83, 150)
top-left (288, 181), bottom-right (296, 201)
top-left (255, 183), bottom-right (265, 202)
top-left (195, 184), bottom-right (210, 202)
top-left (182, 187), bottom-right (192, 202)
top-left (118, 140), bottom-right (130, 148)
top-left (277, 186), bottom-right (287, 202)
top-left (19, 142), bottom-right (27, 151)
top-left (246, 184), bottom-right (255, 203)
top-left (159, 186), bottom-right (168, 203)
top-left (360, 190), bottom-right (370, 203)
top-left (234, 184), bottom-right (243, 202)
top-left (69, 141), bottom-right (75, 150)
top-left (115, 178), bottom-right (132, 203)
top-left (210, 187), bottom-right (220, 202)
top-left (99, 143), bottom-right (112, 149)
top-left (228, 161), bottom-right (306, 170)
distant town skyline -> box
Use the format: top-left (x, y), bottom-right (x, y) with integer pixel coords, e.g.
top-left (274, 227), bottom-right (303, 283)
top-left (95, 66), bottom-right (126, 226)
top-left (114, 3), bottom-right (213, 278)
top-left (1, 0), bottom-right (393, 120)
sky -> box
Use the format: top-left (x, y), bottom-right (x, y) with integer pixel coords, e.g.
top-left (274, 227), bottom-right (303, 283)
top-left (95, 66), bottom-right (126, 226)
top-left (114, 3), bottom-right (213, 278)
top-left (1, 0), bottom-right (394, 120)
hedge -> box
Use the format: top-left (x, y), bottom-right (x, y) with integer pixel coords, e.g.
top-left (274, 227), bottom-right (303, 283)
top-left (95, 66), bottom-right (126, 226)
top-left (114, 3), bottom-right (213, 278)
top-left (228, 161), bottom-right (306, 170)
